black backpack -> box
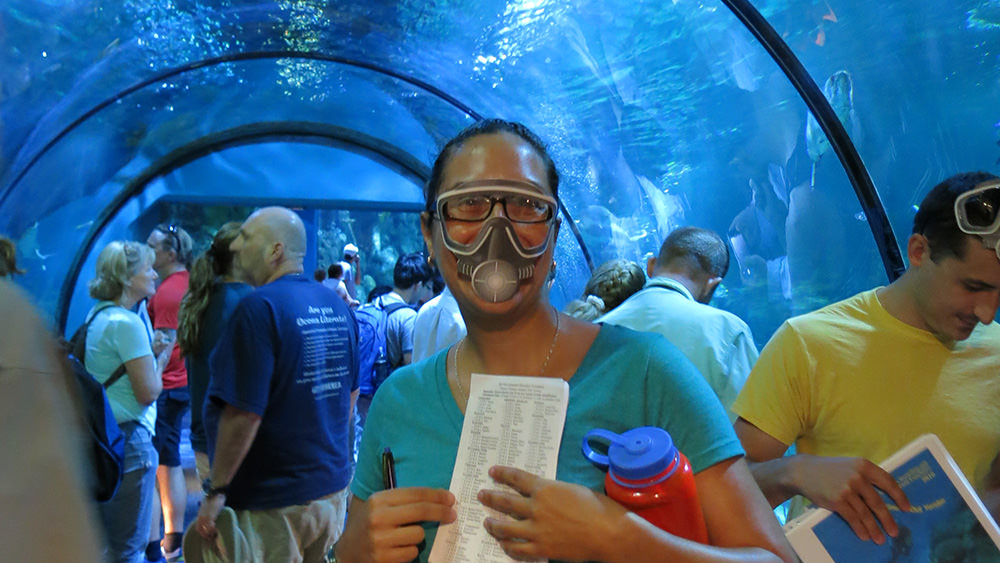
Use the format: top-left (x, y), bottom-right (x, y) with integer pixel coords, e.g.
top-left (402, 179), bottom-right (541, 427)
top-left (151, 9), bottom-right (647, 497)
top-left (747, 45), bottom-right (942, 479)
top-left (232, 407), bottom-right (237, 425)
top-left (66, 304), bottom-right (128, 503)
top-left (355, 301), bottom-right (411, 395)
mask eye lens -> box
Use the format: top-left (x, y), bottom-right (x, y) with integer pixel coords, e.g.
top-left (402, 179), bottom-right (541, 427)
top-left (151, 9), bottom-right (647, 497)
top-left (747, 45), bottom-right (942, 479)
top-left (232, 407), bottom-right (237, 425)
top-left (965, 196), bottom-right (998, 228)
top-left (444, 195), bottom-right (493, 221)
top-left (957, 184), bottom-right (1000, 234)
top-left (507, 197), bottom-right (553, 223)
top-left (965, 198), bottom-right (996, 227)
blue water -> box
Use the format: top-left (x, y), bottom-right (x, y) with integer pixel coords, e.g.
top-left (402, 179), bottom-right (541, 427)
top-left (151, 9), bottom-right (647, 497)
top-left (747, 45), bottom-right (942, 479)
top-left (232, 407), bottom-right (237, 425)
top-left (1, 0), bottom-right (998, 340)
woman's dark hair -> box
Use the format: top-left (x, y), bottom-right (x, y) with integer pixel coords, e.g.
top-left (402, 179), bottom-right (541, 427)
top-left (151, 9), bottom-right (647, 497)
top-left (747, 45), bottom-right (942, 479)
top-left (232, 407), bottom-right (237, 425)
top-left (178, 222), bottom-right (241, 355)
top-left (913, 171), bottom-right (1000, 261)
top-left (424, 119), bottom-right (560, 212)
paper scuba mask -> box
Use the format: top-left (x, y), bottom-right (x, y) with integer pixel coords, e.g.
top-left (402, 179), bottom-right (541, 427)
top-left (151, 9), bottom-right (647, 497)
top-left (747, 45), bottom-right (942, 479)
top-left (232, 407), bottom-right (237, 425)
top-left (434, 180), bottom-right (557, 302)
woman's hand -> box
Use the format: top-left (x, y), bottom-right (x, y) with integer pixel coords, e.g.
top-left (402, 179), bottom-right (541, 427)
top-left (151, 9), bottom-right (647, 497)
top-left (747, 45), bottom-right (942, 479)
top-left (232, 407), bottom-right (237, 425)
top-left (477, 465), bottom-right (626, 562)
top-left (152, 328), bottom-right (174, 356)
top-left (337, 488), bottom-right (457, 563)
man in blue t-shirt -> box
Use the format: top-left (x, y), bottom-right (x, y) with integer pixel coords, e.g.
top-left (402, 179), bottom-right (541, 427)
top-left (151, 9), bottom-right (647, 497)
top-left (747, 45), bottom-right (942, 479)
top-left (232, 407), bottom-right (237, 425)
top-left (194, 207), bottom-right (359, 560)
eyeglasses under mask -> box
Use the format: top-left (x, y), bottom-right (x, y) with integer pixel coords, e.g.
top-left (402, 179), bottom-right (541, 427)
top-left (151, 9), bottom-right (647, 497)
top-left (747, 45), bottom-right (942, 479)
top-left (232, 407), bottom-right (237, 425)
top-left (435, 181), bottom-right (557, 225)
top-left (954, 180), bottom-right (1000, 260)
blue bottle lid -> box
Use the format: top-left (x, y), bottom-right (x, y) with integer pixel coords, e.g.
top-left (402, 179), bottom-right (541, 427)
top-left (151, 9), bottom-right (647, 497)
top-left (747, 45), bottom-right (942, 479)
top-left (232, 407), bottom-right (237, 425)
top-left (581, 426), bottom-right (679, 482)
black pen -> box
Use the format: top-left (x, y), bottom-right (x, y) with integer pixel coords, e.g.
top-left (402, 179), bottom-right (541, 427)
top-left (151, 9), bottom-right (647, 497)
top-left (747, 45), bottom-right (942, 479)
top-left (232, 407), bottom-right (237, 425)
top-left (383, 447), bottom-right (422, 562)
top-left (382, 447), bottom-right (397, 489)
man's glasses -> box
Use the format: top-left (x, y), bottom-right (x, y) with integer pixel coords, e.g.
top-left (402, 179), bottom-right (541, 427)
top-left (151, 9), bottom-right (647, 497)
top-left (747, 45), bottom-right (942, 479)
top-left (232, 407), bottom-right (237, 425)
top-left (955, 180), bottom-right (1000, 259)
top-left (435, 181), bottom-right (557, 225)
top-left (159, 224), bottom-right (181, 253)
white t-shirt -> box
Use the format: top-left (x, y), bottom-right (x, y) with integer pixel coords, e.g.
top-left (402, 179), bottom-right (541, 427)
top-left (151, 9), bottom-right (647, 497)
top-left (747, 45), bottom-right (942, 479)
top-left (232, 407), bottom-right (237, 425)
top-left (412, 287), bottom-right (466, 362)
top-left (339, 260), bottom-right (357, 299)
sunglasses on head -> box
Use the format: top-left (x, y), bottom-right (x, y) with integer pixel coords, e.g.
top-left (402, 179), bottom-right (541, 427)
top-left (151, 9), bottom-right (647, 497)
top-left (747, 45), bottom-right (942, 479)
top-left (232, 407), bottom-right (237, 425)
top-left (159, 224), bottom-right (181, 252)
top-left (954, 180), bottom-right (1000, 259)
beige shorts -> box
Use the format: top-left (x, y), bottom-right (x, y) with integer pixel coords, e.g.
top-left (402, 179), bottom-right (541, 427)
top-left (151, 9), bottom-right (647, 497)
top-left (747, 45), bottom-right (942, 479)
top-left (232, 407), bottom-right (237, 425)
top-left (185, 488), bottom-right (349, 563)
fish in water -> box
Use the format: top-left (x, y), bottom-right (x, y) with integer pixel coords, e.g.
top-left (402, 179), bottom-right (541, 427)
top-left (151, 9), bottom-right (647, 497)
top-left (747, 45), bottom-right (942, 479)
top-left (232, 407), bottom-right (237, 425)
top-left (805, 70), bottom-right (862, 164)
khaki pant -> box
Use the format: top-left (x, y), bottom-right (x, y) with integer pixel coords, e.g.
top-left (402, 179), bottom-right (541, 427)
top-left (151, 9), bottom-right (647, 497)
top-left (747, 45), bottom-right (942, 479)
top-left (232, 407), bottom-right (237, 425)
top-left (185, 489), bottom-right (349, 563)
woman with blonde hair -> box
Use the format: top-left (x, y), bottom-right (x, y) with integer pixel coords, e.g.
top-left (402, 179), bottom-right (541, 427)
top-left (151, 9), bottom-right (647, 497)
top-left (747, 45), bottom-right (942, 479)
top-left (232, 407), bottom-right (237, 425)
top-left (177, 222), bottom-right (252, 480)
top-left (85, 240), bottom-right (168, 563)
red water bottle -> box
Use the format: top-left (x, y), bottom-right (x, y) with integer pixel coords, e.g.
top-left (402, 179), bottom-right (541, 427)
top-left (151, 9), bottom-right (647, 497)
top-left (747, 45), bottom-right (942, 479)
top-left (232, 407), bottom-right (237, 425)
top-left (582, 426), bottom-right (708, 543)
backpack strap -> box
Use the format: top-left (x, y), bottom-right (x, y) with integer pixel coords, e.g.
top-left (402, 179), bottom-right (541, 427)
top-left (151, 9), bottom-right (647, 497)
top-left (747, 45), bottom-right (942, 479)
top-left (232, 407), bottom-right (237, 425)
top-left (103, 365), bottom-right (129, 390)
top-left (73, 303), bottom-right (130, 389)
top-left (382, 302), bottom-right (412, 316)
top-left (70, 303), bottom-right (117, 360)
top-left (377, 302), bottom-right (412, 338)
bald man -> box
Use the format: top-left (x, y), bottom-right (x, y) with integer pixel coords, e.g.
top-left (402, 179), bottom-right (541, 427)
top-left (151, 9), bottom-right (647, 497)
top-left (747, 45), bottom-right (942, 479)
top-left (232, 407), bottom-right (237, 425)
top-left (195, 208), bottom-right (359, 560)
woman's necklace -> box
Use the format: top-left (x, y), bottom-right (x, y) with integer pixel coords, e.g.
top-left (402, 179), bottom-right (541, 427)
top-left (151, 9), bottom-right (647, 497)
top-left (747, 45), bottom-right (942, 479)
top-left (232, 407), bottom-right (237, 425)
top-left (452, 311), bottom-right (562, 402)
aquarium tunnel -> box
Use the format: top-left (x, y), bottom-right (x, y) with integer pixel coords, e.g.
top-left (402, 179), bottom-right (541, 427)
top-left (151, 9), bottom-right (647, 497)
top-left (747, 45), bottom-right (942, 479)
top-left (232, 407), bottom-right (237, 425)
top-left (1, 0), bottom-right (998, 346)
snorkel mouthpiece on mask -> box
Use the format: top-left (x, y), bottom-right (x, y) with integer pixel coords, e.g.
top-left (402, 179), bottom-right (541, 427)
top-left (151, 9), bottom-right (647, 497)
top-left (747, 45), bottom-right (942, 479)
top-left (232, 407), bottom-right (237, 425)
top-left (447, 216), bottom-right (552, 303)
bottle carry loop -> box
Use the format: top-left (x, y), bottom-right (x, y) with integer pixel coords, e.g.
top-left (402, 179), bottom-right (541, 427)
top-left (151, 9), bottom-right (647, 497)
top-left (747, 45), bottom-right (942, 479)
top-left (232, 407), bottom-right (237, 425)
top-left (582, 426), bottom-right (680, 486)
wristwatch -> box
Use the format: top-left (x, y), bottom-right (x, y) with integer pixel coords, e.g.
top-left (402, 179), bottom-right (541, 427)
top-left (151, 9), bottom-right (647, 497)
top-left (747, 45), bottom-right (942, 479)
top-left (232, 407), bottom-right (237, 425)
top-left (324, 541), bottom-right (340, 563)
top-left (202, 478), bottom-right (230, 498)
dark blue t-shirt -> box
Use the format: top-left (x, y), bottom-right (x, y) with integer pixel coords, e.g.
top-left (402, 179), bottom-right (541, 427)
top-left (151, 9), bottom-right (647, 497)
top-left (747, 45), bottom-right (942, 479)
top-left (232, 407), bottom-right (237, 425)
top-left (206, 274), bottom-right (359, 510)
top-left (188, 281), bottom-right (254, 454)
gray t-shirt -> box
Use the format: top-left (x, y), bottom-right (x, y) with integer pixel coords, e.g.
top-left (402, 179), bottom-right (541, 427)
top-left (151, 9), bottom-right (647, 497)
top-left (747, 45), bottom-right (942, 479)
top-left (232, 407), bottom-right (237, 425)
top-left (375, 292), bottom-right (416, 369)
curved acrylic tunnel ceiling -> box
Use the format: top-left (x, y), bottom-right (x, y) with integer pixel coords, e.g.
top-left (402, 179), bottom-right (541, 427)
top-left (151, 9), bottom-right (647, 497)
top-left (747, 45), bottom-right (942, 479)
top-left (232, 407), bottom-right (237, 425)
top-left (1, 1), bottom-right (998, 343)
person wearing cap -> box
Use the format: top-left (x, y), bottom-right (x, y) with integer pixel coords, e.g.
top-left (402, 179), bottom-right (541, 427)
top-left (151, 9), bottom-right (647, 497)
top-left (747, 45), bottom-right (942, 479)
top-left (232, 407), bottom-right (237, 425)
top-left (339, 243), bottom-right (362, 300)
top-left (733, 171), bottom-right (1000, 543)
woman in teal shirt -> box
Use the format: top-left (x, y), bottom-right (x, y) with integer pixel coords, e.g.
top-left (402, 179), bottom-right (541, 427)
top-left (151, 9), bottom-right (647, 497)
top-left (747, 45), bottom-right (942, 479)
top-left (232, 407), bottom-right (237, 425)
top-left (336, 119), bottom-right (794, 563)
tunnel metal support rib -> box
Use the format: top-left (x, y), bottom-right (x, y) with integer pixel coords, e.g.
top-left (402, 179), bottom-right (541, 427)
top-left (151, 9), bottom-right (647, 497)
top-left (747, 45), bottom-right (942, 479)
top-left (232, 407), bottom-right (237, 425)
top-left (31, 51), bottom-right (591, 329)
top-left (721, 0), bottom-right (905, 282)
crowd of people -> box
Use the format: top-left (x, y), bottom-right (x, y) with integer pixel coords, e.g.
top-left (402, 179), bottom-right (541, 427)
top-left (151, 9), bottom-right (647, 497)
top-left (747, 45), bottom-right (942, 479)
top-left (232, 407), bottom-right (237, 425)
top-left (3, 119), bottom-right (1000, 563)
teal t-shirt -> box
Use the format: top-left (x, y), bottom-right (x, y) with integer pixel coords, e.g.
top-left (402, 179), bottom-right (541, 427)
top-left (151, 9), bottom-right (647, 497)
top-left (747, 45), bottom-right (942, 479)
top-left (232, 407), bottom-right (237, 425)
top-left (352, 323), bottom-right (743, 561)
top-left (85, 301), bottom-right (156, 432)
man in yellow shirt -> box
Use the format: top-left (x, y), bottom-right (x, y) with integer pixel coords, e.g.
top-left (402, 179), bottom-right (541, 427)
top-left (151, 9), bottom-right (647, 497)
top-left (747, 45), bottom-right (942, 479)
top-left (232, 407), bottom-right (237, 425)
top-left (733, 171), bottom-right (1000, 545)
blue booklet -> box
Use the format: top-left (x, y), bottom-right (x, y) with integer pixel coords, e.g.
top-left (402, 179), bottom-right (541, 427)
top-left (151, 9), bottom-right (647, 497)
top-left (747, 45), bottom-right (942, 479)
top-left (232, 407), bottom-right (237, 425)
top-left (784, 434), bottom-right (1000, 562)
